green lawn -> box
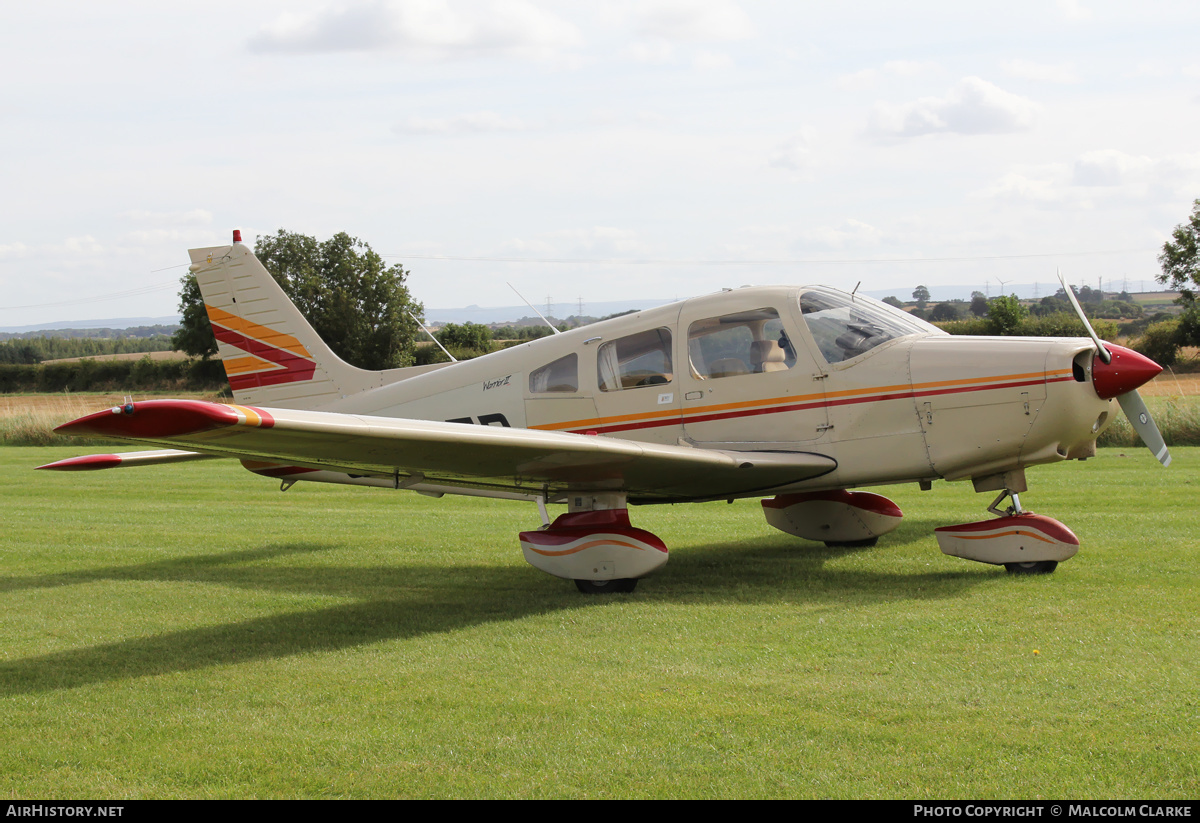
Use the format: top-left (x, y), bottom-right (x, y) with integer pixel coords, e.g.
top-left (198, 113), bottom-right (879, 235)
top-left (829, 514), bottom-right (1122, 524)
top-left (1, 447), bottom-right (1196, 798)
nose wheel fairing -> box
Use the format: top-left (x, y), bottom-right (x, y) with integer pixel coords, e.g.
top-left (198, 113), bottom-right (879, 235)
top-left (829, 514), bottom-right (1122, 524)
top-left (935, 487), bottom-right (1079, 570)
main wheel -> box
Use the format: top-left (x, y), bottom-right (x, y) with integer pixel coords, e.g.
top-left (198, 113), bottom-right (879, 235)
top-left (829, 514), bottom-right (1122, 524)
top-left (824, 537), bottom-right (878, 548)
top-left (1004, 561), bottom-right (1058, 575)
top-left (574, 578), bottom-right (638, 594)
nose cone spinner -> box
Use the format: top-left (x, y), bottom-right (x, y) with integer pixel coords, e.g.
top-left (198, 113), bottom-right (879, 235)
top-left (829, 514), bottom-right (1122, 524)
top-left (1091, 344), bottom-right (1162, 400)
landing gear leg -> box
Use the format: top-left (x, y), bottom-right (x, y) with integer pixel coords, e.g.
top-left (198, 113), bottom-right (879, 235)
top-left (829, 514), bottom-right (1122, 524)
top-left (987, 488), bottom-right (1024, 517)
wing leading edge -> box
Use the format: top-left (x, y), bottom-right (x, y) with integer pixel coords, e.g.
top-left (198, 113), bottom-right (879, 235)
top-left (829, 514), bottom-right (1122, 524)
top-left (46, 399), bottom-right (836, 501)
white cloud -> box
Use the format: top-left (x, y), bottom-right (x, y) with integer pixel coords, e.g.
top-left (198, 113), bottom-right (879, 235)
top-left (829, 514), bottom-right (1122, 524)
top-left (249, 0), bottom-right (582, 60)
top-left (1072, 150), bottom-right (1154, 187)
top-left (553, 227), bottom-right (642, 256)
top-left (634, 0), bottom-right (755, 42)
top-left (836, 69), bottom-right (878, 92)
top-left (1129, 60), bottom-right (1172, 78)
top-left (978, 150), bottom-right (1200, 204)
top-left (869, 77), bottom-right (1039, 138)
top-left (692, 50), bottom-right (734, 71)
top-left (882, 60), bottom-right (938, 77)
top-left (979, 171), bottom-right (1069, 203)
top-left (838, 61), bottom-right (939, 92)
top-left (769, 128), bottom-right (816, 173)
top-left (796, 219), bottom-right (884, 249)
top-left (394, 111), bottom-right (535, 134)
top-left (503, 227), bottom-right (643, 258)
top-left (121, 209), bottom-right (214, 226)
top-left (1002, 59), bottom-right (1080, 84)
top-left (63, 236), bottom-right (105, 255)
top-left (621, 39), bottom-right (674, 64)
top-left (1056, 0), bottom-right (1092, 21)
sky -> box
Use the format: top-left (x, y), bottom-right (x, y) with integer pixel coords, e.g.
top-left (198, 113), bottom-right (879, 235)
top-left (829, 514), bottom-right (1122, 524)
top-left (2, 0), bottom-right (1199, 327)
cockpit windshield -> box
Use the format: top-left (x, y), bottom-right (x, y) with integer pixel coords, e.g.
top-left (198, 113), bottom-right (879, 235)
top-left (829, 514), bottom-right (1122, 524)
top-left (798, 289), bottom-right (937, 364)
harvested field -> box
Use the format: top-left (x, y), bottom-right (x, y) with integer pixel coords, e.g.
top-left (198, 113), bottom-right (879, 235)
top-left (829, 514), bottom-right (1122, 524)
top-left (0, 392), bottom-right (225, 446)
top-left (39, 350), bottom-right (188, 365)
top-left (1143, 370), bottom-right (1200, 396)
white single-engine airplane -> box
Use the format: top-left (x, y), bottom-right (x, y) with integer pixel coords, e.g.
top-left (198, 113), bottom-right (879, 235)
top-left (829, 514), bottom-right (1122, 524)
top-left (41, 233), bottom-right (1170, 592)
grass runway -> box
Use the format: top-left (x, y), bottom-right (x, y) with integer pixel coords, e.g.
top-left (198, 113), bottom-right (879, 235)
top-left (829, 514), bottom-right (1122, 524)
top-left (1, 446), bottom-right (1196, 798)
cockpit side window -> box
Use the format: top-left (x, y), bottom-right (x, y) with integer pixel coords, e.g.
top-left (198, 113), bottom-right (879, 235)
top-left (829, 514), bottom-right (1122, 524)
top-left (529, 353), bottom-right (578, 393)
top-left (688, 308), bottom-right (795, 379)
top-left (799, 291), bottom-right (927, 364)
top-left (597, 328), bottom-right (674, 392)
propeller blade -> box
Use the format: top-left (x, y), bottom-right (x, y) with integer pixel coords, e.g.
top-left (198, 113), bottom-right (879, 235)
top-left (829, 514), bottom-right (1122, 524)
top-left (1117, 390), bottom-right (1171, 467)
top-left (1058, 269), bottom-right (1111, 364)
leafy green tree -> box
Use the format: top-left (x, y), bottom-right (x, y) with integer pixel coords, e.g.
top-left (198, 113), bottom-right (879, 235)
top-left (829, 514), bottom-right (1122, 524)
top-left (986, 295), bottom-right (1027, 335)
top-left (1157, 198), bottom-right (1200, 306)
top-left (1133, 319), bottom-right (1181, 366)
top-left (1177, 306), bottom-right (1200, 347)
top-left (928, 302), bottom-right (962, 322)
top-left (172, 275), bottom-right (218, 359)
top-left (969, 292), bottom-right (989, 317)
top-left (881, 296), bottom-right (904, 308)
top-left (912, 285), bottom-right (930, 308)
top-left (174, 230), bottom-right (423, 370)
top-left (435, 322), bottom-right (493, 351)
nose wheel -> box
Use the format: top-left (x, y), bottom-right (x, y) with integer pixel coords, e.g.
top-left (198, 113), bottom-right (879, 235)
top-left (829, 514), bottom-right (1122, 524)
top-left (575, 578), bottom-right (638, 594)
top-left (1005, 561), bottom-right (1059, 575)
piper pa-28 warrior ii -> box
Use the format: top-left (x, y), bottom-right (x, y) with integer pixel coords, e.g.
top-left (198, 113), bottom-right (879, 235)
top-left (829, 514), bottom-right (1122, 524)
top-left (41, 232), bottom-right (1171, 592)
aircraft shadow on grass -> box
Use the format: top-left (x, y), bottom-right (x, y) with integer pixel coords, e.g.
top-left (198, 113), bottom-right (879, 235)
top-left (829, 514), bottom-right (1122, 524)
top-left (0, 522), bottom-right (990, 696)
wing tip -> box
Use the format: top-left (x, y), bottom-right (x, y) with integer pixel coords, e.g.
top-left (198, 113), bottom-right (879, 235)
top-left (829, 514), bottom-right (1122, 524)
top-left (55, 400), bottom-right (240, 439)
top-left (37, 454), bottom-right (122, 471)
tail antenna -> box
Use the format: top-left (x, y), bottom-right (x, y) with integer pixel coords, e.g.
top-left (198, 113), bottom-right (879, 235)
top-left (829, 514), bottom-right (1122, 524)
top-left (507, 282), bottom-right (561, 335)
top-left (408, 312), bottom-right (457, 363)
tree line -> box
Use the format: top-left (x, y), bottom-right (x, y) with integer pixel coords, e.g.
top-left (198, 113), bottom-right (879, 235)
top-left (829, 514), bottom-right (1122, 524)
top-left (0, 334), bottom-right (177, 365)
top-left (20, 202), bottom-right (1200, 391)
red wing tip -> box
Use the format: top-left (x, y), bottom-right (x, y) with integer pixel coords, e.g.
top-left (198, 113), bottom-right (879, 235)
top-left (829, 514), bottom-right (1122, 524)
top-left (53, 399), bottom-right (240, 439)
top-left (37, 454), bottom-right (122, 471)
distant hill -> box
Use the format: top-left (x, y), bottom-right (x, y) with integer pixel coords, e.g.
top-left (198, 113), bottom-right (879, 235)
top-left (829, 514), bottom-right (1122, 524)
top-left (0, 317), bottom-right (182, 335)
top-left (424, 300), bottom-right (673, 325)
top-left (5, 283), bottom-right (1179, 334)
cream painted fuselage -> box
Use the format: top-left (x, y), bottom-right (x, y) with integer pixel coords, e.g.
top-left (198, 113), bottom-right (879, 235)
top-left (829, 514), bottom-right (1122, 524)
top-left (287, 286), bottom-right (1113, 501)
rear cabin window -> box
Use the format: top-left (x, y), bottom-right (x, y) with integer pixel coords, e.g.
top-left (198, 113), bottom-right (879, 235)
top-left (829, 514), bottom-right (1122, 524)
top-left (529, 353), bottom-right (579, 393)
top-left (688, 308), bottom-right (796, 379)
top-left (597, 328), bottom-right (673, 392)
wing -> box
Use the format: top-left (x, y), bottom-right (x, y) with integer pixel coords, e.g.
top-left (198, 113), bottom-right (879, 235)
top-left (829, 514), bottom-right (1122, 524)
top-left (44, 399), bottom-right (836, 502)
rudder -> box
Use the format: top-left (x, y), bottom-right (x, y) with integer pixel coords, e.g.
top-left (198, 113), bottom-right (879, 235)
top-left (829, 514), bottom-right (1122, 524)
top-left (188, 239), bottom-right (408, 409)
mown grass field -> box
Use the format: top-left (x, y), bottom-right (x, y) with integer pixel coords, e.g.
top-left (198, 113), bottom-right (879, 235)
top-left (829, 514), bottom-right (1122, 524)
top-left (1, 447), bottom-right (1196, 798)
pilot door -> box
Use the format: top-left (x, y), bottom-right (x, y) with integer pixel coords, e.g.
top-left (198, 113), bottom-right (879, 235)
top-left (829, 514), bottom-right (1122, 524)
top-left (587, 316), bottom-right (685, 446)
top-left (677, 300), bottom-right (829, 448)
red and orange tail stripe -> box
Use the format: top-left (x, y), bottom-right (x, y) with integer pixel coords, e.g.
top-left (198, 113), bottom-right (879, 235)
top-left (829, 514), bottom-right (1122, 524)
top-left (204, 304), bottom-right (316, 390)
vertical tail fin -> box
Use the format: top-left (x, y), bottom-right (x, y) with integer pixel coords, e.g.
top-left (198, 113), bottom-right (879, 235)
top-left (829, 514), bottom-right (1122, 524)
top-left (188, 241), bottom-right (395, 409)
